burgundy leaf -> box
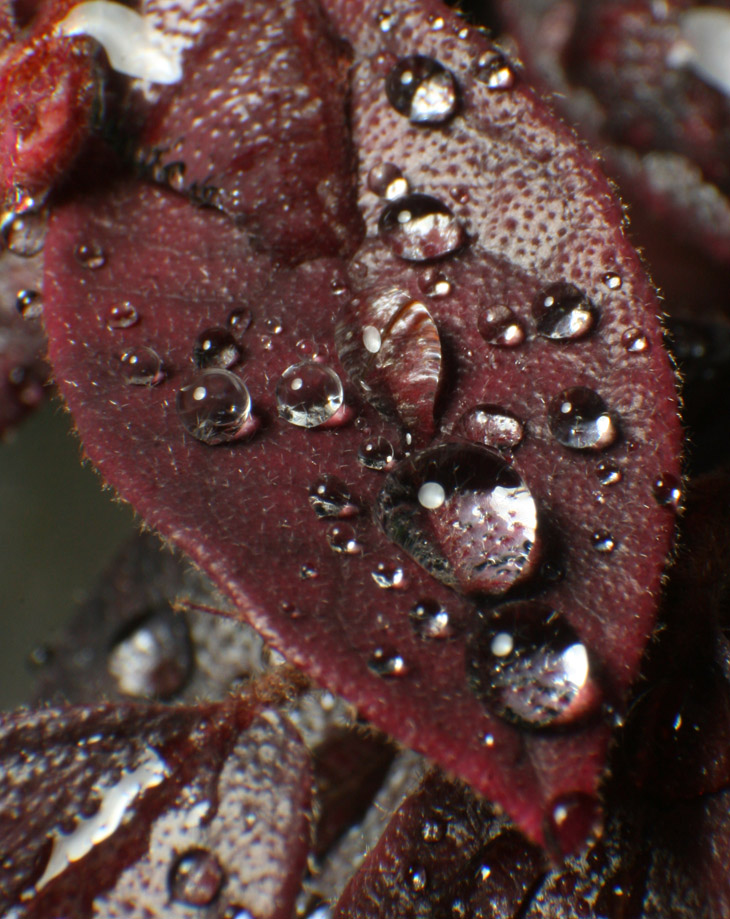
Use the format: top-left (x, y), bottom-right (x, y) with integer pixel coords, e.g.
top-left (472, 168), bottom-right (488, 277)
top-left (42, 0), bottom-right (682, 844)
top-left (0, 698), bottom-right (312, 918)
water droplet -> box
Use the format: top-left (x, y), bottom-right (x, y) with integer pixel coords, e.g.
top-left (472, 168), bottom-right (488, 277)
top-left (4, 208), bottom-right (47, 257)
top-left (371, 561), bottom-right (407, 589)
top-left (544, 793), bottom-right (601, 856)
top-left (265, 316), bottom-right (284, 335)
top-left (421, 818), bottom-right (445, 843)
top-left (369, 648), bottom-right (408, 677)
top-left (227, 307), bottom-right (253, 335)
top-left (477, 304), bottom-right (525, 347)
top-left (362, 325), bottom-right (382, 353)
top-left (308, 475), bottom-right (357, 518)
top-left (408, 865), bottom-right (428, 892)
top-left (532, 282), bottom-right (598, 341)
top-left (591, 529), bottom-right (616, 553)
top-left (300, 564), bottom-right (319, 580)
top-left (296, 338), bottom-right (328, 362)
top-left (466, 602), bottom-right (600, 728)
top-left (385, 55), bottom-right (458, 124)
top-left (377, 9), bottom-right (396, 32)
top-left (377, 444), bottom-right (540, 595)
top-left (259, 334), bottom-right (274, 351)
top-left (106, 302), bottom-right (139, 330)
top-left (358, 436), bottom-right (397, 470)
top-left (169, 848), bottom-right (225, 906)
top-left (548, 388), bottom-right (619, 450)
top-left (458, 405), bottom-right (525, 450)
top-left (119, 347), bottom-right (165, 386)
top-left (327, 523), bottom-right (362, 555)
top-left (159, 160), bottom-right (186, 191)
top-left (74, 241), bottom-right (106, 269)
top-left (622, 328), bottom-right (650, 353)
top-left (475, 52), bottom-right (516, 89)
top-left (367, 162), bottom-right (410, 200)
top-left (108, 609), bottom-right (192, 699)
top-left (276, 361), bottom-right (344, 428)
top-left (409, 599), bottom-right (453, 639)
top-left (193, 327), bottom-right (240, 369)
top-left (596, 461), bottom-right (622, 486)
top-left (177, 369), bottom-right (253, 444)
top-left (602, 271), bottom-right (622, 290)
top-left (379, 194), bottom-right (467, 262)
top-left (16, 289), bottom-right (42, 320)
top-left (653, 473), bottom-right (682, 509)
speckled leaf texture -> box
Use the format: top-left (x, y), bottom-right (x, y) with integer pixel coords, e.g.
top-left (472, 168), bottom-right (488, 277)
top-left (42, 0), bottom-right (682, 843)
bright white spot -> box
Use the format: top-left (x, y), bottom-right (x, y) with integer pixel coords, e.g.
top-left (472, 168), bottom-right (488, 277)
top-left (385, 177), bottom-right (409, 200)
top-left (669, 8), bottom-right (730, 96)
top-left (562, 643), bottom-right (589, 688)
top-left (290, 377), bottom-right (303, 391)
top-left (35, 748), bottom-right (168, 891)
top-left (362, 325), bottom-right (382, 353)
top-left (193, 386), bottom-right (207, 401)
top-left (400, 70), bottom-right (415, 86)
top-left (483, 733), bottom-right (495, 747)
top-left (490, 632), bottom-right (514, 657)
top-left (58, 1), bottom-right (183, 84)
top-left (560, 401), bottom-right (572, 414)
top-left (418, 481), bottom-right (446, 509)
top-left (397, 209), bottom-right (412, 224)
top-left (553, 804), bottom-right (569, 825)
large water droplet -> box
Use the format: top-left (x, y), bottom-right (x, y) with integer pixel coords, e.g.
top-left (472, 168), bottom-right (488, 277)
top-left (385, 55), bottom-right (458, 124)
top-left (169, 848), bottom-right (225, 906)
top-left (532, 282), bottom-right (598, 341)
top-left (376, 444), bottom-right (540, 595)
top-left (358, 436), bottom-right (397, 471)
top-left (107, 302), bottom-right (139, 330)
top-left (548, 388), bottom-right (619, 450)
top-left (466, 602), bottom-right (600, 728)
top-left (367, 162), bottom-right (410, 200)
top-left (369, 648), bottom-right (408, 677)
top-left (177, 369), bottom-right (253, 445)
top-left (475, 51), bottom-right (516, 89)
top-left (308, 475), bottom-right (357, 518)
top-left (477, 304), bottom-right (525, 348)
top-left (193, 327), bottom-right (240, 369)
top-left (409, 599), bottom-right (454, 639)
top-left (108, 609), bottom-right (192, 699)
top-left (458, 405), bottom-right (525, 450)
top-left (276, 361), bottom-right (344, 428)
top-left (74, 240), bottom-right (106, 269)
top-left (119, 347), bottom-right (165, 386)
top-left (16, 289), bottom-right (43, 321)
top-left (379, 194), bottom-right (467, 262)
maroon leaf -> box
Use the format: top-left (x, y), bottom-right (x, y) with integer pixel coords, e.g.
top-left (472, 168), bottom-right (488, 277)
top-left (0, 698), bottom-right (312, 918)
top-left (42, 0), bottom-right (682, 844)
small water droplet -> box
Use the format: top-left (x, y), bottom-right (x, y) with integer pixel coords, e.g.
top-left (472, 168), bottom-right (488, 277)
top-left (458, 404), bottom-right (525, 450)
top-left (377, 9), bottom-right (396, 32)
top-left (477, 304), bottom-right (525, 347)
top-left (107, 302), bottom-right (140, 330)
top-left (408, 865), bottom-right (428, 892)
top-left (308, 475), bottom-right (357, 518)
top-left (544, 793), bottom-right (601, 856)
top-left (369, 647), bottom-right (408, 677)
top-left (371, 561), bottom-right (407, 589)
top-left (276, 361), bottom-right (344, 428)
top-left (602, 271), bottom-right (622, 290)
top-left (475, 52), bottom-right (516, 89)
top-left (591, 529), bottom-right (616, 553)
top-left (466, 602), bottom-right (600, 728)
top-left (300, 564), bottom-right (319, 580)
top-left (385, 55), bottom-right (458, 124)
top-left (16, 289), bottom-right (43, 320)
top-left (548, 387), bottom-right (619, 450)
top-left (421, 818), bottom-right (445, 843)
top-left (227, 307), bottom-right (253, 335)
top-left (596, 460), bottom-right (622, 486)
top-left (119, 347), bottom-right (165, 386)
top-left (409, 599), bottom-right (453, 639)
top-left (177, 369), bottom-right (253, 444)
top-left (362, 325), bottom-right (382, 353)
top-left (377, 444), bottom-right (540, 595)
top-left (358, 436), bottom-right (397, 470)
top-left (74, 241), bottom-right (106, 269)
top-left (653, 473), bottom-right (682, 509)
top-left (295, 338), bottom-right (328, 362)
top-left (4, 208), bottom-right (47, 257)
top-left (367, 162), bottom-right (410, 200)
top-left (193, 327), bottom-right (240, 369)
top-left (327, 523), bottom-right (362, 555)
top-left (379, 193), bottom-right (467, 262)
top-left (622, 328), bottom-right (650, 353)
top-left (533, 282), bottom-right (598, 341)
top-left (259, 334), bottom-right (274, 351)
top-left (169, 848), bottom-right (225, 906)
top-left (108, 609), bottom-right (192, 699)
top-left (265, 316), bottom-right (284, 335)
top-left (159, 160), bottom-right (186, 191)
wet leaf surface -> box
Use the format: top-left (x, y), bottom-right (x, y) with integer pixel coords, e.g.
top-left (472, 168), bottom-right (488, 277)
top-left (41, 0), bottom-right (682, 843)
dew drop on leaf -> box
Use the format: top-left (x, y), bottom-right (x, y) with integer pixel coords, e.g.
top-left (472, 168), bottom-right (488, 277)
top-left (475, 51), bottom-right (516, 90)
top-left (602, 271), bottom-right (622, 290)
top-left (16, 289), bottom-right (43, 321)
top-left (369, 647), bottom-right (408, 678)
top-left (622, 327), bottom-right (650, 353)
top-left (193, 327), bottom-right (241, 369)
top-left (176, 369), bottom-right (253, 445)
top-left (227, 307), bottom-right (253, 335)
top-left (74, 240), bottom-right (106, 269)
top-left (409, 599), bottom-right (453, 640)
top-left (385, 55), bottom-right (458, 124)
top-left (544, 793), bottom-right (601, 856)
top-left (275, 361), bottom-right (344, 428)
top-left (371, 561), bottom-right (407, 589)
top-left (548, 387), bottom-right (619, 450)
top-left (327, 523), bottom-right (362, 555)
top-left (591, 529), bottom-right (616, 553)
top-left (653, 473), bottom-right (683, 509)
top-left (596, 460), bottom-right (622, 486)
top-left (308, 475), bottom-right (357, 518)
top-left (477, 304), bottom-right (525, 348)
top-left (378, 194), bottom-right (467, 262)
top-left (120, 347), bottom-right (165, 386)
top-left (107, 302), bottom-right (140, 330)
top-left (367, 162), bottom-right (410, 200)
top-left (532, 282), bottom-right (598, 341)
top-left (4, 208), bottom-right (47, 257)
top-left (457, 404), bottom-right (525, 450)
top-left (168, 848), bottom-right (226, 906)
top-left (358, 436), bottom-right (397, 470)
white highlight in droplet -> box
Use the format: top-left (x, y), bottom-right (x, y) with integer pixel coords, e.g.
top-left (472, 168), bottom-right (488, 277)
top-left (418, 481), bottom-right (446, 509)
top-left (562, 643), bottom-right (590, 689)
top-left (57, 1), bottom-right (183, 84)
top-left (362, 325), bottom-right (382, 353)
top-left (668, 7), bottom-right (730, 97)
top-left (490, 632), bottom-right (514, 657)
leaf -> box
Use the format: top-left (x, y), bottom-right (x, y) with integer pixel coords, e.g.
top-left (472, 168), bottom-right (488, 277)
top-left (0, 698), bottom-right (312, 918)
top-left (41, 0), bottom-right (682, 844)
